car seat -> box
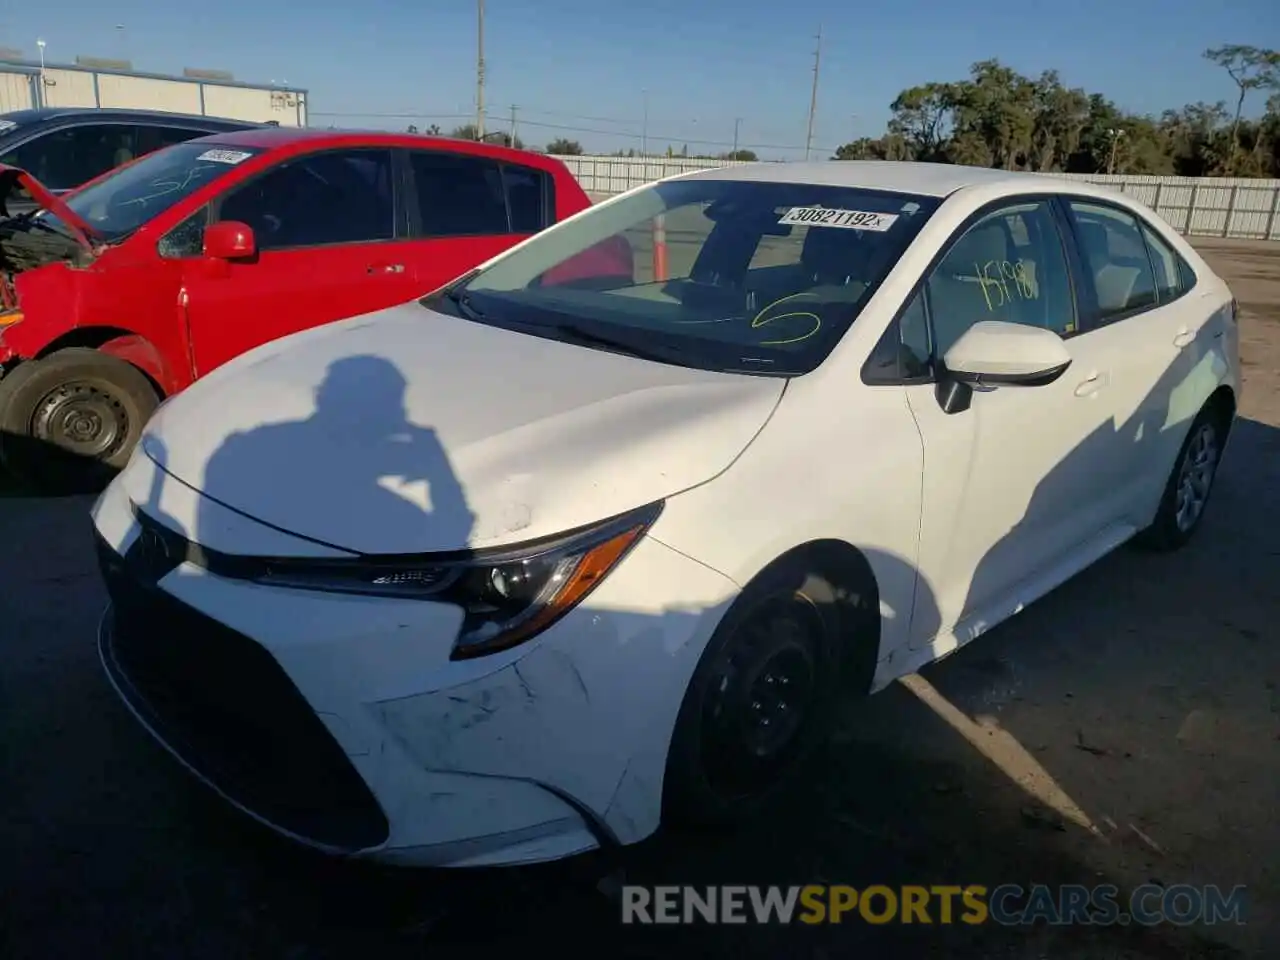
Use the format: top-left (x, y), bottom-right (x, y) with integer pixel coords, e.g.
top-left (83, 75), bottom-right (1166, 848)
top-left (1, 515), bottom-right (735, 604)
top-left (1077, 219), bottom-right (1142, 315)
top-left (800, 226), bottom-right (872, 286)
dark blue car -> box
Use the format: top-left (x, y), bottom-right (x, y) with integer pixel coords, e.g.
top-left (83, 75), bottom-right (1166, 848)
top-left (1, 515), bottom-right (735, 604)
top-left (0, 107), bottom-right (261, 214)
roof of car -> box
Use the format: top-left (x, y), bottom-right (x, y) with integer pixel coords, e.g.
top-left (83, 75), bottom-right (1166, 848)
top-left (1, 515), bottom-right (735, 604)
top-left (199, 126), bottom-right (561, 166)
top-left (0, 106), bottom-right (259, 128)
top-left (671, 160), bottom-right (1078, 199)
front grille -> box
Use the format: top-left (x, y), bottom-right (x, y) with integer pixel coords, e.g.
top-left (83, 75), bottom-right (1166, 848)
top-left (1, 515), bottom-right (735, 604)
top-left (96, 531), bottom-right (390, 852)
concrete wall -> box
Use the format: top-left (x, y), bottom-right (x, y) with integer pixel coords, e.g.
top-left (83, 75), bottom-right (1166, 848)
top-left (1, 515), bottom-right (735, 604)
top-left (553, 155), bottom-right (1280, 241)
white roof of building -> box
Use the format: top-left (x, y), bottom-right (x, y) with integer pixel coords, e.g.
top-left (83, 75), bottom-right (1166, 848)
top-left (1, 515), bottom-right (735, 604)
top-left (673, 160), bottom-right (1075, 198)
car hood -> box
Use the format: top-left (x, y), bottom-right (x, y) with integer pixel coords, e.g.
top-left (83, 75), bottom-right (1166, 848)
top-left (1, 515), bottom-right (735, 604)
top-left (144, 302), bottom-right (785, 554)
top-left (0, 164), bottom-right (97, 251)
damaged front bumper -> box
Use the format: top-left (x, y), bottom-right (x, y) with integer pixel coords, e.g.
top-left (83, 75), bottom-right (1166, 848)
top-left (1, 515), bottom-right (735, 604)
top-left (90, 457), bottom-right (738, 867)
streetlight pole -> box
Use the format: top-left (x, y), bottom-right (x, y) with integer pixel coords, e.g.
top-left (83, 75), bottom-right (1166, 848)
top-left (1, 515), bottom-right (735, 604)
top-left (1106, 128), bottom-right (1125, 175)
top-left (35, 38), bottom-right (45, 107)
top-left (732, 117), bottom-right (742, 157)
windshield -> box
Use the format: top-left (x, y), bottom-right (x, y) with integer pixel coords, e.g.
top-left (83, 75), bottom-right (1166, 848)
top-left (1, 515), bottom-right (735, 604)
top-left (431, 177), bottom-right (939, 375)
top-left (58, 141), bottom-right (262, 241)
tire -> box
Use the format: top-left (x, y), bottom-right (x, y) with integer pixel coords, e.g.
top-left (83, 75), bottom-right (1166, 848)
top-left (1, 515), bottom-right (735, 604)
top-left (1133, 403), bottom-right (1227, 552)
top-left (662, 561), bottom-right (857, 828)
top-left (0, 348), bottom-right (160, 495)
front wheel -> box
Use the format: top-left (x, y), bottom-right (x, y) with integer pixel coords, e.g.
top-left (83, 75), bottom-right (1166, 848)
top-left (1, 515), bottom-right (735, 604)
top-left (0, 348), bottom-right (160, 494)
top-left (663, 563), bottom-right (850, 828)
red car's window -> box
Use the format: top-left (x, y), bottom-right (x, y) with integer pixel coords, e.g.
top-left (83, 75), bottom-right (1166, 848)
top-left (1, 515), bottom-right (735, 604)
top-left (217, 149), bottom-right (395, 250)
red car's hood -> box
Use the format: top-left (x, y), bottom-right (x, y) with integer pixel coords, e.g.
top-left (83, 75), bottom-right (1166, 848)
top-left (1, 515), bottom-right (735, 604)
top-left (0, 164), bottom-right (98, 251)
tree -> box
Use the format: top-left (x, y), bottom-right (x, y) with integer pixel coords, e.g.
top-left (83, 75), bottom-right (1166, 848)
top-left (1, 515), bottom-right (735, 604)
top-left (887, 82), bottom-right (953, 160)
top-left (449, 124), bottom-right (479, 140)
top-left (406, 124), bottom-right (419, 134)
top-left (1204, 45), bottom-right (1280, 169)
top-left (722, 149), bottom-right (758, 161)
top-left (546, 138), bottom-right (583, 155)
top-left (827, 47), bottom-right (1280, 178)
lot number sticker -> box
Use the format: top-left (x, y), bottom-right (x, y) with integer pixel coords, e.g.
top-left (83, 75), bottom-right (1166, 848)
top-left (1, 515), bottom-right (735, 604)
top-left (197, 149), bottom-right (253, 165)
top-left (779, 207), bottom-right (899, 231)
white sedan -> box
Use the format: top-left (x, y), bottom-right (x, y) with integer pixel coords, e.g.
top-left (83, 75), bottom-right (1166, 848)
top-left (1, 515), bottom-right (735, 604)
top-left (91, 161), bottom-right (1240, 867)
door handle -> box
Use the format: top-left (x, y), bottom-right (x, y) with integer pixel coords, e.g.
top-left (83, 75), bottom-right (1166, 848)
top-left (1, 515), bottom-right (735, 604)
top-left (367, 263), bottom-right (405, 275)
top-left (1074, 371), bottom-right (1109, 397)
top-left (1173, 327), bottom-right (1195, 348)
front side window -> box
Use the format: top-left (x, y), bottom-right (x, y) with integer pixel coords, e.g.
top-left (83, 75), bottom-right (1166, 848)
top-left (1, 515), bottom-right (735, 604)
top-left (1066, 200), bottom-right (1158, 321)
top-left (60, 140), bottom-right (263, 241)
top-left (0, 123), bottom-right (140, 191)
top-left (925, 200), bottom-right (1076, 359)
top-left (431, 179), bottom-right (938, 375)
top-left (217, 148), bottom-right (395, 250)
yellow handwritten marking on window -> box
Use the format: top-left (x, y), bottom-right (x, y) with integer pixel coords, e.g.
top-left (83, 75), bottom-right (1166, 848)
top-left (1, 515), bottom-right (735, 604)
top-left (974, 259), bottom-right (1036, 311)
top-left (750, 292), bottom-right (822, 345)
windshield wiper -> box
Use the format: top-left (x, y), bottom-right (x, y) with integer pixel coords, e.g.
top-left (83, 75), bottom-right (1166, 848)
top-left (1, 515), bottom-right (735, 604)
top-left (544, 321), bottom-right (688, 364)
top-left (443, 288), bottom-right (485, 321)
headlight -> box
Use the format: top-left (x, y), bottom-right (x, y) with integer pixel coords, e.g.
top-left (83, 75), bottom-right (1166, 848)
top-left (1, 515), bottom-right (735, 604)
top-left (232, 502), bottom-right (662, 660)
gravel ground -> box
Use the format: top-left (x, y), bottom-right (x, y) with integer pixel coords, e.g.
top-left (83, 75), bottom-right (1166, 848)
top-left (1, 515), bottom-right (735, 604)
top-left (1, 237), bottom-right (1277, 960)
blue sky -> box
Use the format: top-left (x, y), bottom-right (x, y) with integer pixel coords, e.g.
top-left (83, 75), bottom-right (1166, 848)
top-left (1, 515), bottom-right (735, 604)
top-left (2, 0), bottom-right (1275, 159)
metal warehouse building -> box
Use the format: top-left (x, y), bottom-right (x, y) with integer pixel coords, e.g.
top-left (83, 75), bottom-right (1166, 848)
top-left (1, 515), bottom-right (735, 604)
top-left (0, 52), bottom-right (307, 126)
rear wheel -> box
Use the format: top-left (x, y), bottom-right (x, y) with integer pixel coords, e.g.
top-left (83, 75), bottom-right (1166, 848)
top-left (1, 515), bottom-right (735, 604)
top-left (1134, 403), bottom-right (1227, 551)
top-left (0, 348), bottom-right (159, 494)
top-left (663, 562), bottom-right (853, 827)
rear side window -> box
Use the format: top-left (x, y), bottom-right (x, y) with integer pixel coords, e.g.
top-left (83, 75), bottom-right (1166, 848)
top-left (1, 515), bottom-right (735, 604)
top-left (1139, 222), bottom-right (1195, 304)
top-left (503, 164), bottom-right (549, 232)
top-left (1066, 201), bottom-right (1158, 321)
top-left (410, 152), bottom-right (507, 236)
top-left (408, 151), bottom-right (550, 237)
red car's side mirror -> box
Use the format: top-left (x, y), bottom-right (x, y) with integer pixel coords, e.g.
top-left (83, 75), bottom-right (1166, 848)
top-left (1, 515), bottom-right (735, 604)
top-left (204, 220), bottom-right (257, 260)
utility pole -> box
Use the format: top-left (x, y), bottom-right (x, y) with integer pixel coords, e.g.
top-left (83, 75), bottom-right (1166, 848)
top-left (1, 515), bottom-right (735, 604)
top-left (510, 104), bottom-right (518, 146)
top-left (804, 24), bottom-right (821, 161)
top-left (732, 117), bottom-right (742, 156)
top-left (475, 0), bottom-right (485, 139)
top-left (641, 89), bottom-right (649, 158)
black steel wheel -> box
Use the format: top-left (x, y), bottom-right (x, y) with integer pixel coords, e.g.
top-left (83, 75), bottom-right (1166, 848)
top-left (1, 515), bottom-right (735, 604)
top-left (664, 562), bottom-right (857, 827)
top-left (0, 348), bottom-right (159, 494)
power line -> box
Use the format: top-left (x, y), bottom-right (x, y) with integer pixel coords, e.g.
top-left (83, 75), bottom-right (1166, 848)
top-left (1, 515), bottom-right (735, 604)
top-left (307, 109), bottom-right (840, 155)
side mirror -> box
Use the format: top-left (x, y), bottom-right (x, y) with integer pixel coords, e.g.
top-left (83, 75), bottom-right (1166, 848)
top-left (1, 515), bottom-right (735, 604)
top-left (942, 320), bottom-right (1072, 387)
top-left (203, 220), bottom-right (256, 261)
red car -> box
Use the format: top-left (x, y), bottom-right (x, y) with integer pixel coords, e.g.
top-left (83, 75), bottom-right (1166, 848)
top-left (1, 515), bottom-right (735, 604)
top-left (0, 128), bottom-right (605, 489)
